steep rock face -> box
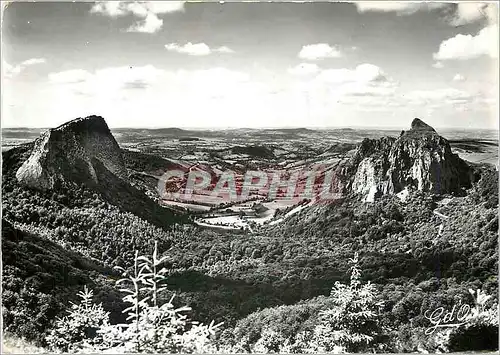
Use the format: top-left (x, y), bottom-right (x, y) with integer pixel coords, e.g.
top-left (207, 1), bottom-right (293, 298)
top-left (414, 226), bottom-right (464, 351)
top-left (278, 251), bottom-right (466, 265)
top-left (348, 118), bottom-right (472, 200)
top-left (16, 116), bottom-right (127, 189)
top-left (409, 117), bottom-right (436, 132)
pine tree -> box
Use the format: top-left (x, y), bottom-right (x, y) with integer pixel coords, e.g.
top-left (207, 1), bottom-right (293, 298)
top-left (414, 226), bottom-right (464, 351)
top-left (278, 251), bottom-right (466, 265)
top-left (311, 252), bottom-right (385, 353)
top-left (47, 242), bottom-right (222, 353)
top-left (113, 250), bottom-right (150, 352)
top-left (138, 241), bottom-right (169, 307)
top-left (45, 286), bottom-right (110, 353)
top-left (100, 243), bottom-right (222, 353)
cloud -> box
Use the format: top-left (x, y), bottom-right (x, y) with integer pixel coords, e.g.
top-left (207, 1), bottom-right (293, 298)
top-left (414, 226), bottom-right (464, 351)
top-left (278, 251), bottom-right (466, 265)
top-left (173, 68), bottom-right (251, 97)
top-left (165, 42), bottom-right (210, 56)
top-left (290, 63), bottom-right (398, 108)
top-left (48, 65), bottom-right (251, 100)
top-left (315, 63), bottom-right (390, 85)
top-left (432, 61), bottom-right (444, 69)
top-left (48, 66), bottom-right (170, 98)
top-left (404, 88), bottom-right (475, 106)
top-left (288, 63), bottom-right (320, 76)
top-left (33, 61), bottom-right (496, 129)
top-left (90, 1), bottom-right (185, 17)
top-left (433, 24), bottom-right (498, 60)
top-left (143, 2), bottom-right (185, 14)
top-left (298, 43), bottom-right (342, 60)
top-left (355, 2), bottom-right (447, 15)
top-left (448, 3), bottom-right (498, 26)
top-left (127, 13), bottom-right (163, 33)
top-left (90, 1), bottom-right (185, 33)
top-left (43, 61), bottom-right (493, 129)
top-left (21, 58), bottom-right (46, 66)
top-left (175, 67), bottom-right (249, 87)
top-left (355, 2), bottom-right (497, 27)
top-left (3, 62), bottom-right (21, 77)
top-left (48, 69), bottom-right (94, 84)
top-left (337, 82), bottom-right (396, 98)
top-left (43, 65), bottom-right (278, 127)
top-left (3, 57), bottom-right (47, 78)
top-left (90, 2), bottom-right (128, 17)
top-left (398, 87), bottom-right (496, 119)
top-left (216, 46), bottom-right (235, 54)
top-left (453, 73), bottom-right (466, 82)
top-left (165, 42), bottom-right (235, 56)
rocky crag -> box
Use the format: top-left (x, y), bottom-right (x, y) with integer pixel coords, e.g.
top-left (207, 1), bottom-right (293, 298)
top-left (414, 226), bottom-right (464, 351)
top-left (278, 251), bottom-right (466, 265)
top-left (13, 115), bottom-right (180, 228)
top-left (342, 118), bottom-right (473, 201)
top-left (16, 115), bottom-right (127, 190)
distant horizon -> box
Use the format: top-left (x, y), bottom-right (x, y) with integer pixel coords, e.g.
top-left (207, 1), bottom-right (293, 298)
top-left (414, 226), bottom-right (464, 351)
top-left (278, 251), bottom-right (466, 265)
top-left (1, 112), bottom-right (498, 132)
top-left (2, 122), bottom-right (499, 132)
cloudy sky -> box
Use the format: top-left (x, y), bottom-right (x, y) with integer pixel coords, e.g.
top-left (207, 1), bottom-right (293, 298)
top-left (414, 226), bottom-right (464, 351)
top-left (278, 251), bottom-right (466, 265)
top-left (2, 1), bottom-right (498, 129)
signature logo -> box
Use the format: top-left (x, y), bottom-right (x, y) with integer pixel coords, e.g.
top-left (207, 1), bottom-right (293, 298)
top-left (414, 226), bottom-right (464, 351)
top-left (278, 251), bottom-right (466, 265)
top-left (424, 300), bottom-right (472, 335)
top-left (424, 289), bottom-right (496, 335)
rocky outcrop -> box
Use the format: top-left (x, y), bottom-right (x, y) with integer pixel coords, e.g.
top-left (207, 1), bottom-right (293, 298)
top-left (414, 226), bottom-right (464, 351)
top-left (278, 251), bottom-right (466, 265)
top-left (16, 115), bottom-right (127, 190)
top-left (347, 118), bottom-right (472, 201)
top-left (409, 117), bottom-right (436, 132)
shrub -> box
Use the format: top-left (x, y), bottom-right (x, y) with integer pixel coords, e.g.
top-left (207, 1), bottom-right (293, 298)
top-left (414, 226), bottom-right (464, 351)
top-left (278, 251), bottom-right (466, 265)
top-left (242, 253), bottom-right (390, 354)
top-left (307, 252), bottom-right (387, 353)
top-left (46, 242), bottom-right (222, 353)
top-left (45, 286), bottom-right (110, 352)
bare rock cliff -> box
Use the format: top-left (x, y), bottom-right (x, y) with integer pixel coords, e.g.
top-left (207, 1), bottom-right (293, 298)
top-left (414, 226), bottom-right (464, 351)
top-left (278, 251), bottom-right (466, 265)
top-left (347, 118), bottom-right (472, 200)
top-left (16, 115), bottom-right (127, 189)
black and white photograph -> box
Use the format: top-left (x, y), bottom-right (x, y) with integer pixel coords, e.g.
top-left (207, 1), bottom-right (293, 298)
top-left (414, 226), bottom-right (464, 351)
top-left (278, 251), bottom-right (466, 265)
top-left (1, 1), bottom-right (499, 353)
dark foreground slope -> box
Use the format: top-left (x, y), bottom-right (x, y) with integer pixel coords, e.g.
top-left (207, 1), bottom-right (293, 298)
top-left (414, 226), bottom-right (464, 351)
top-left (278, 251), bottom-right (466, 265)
top-left (1, 219), bottom-right (125, 344)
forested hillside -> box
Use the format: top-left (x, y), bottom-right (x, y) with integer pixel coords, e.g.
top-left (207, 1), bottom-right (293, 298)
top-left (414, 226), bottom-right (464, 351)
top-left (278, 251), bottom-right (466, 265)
top-left (2, 129), bottom-right (498, 353)
top-left (3, 147), bottom-right (498, 352)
